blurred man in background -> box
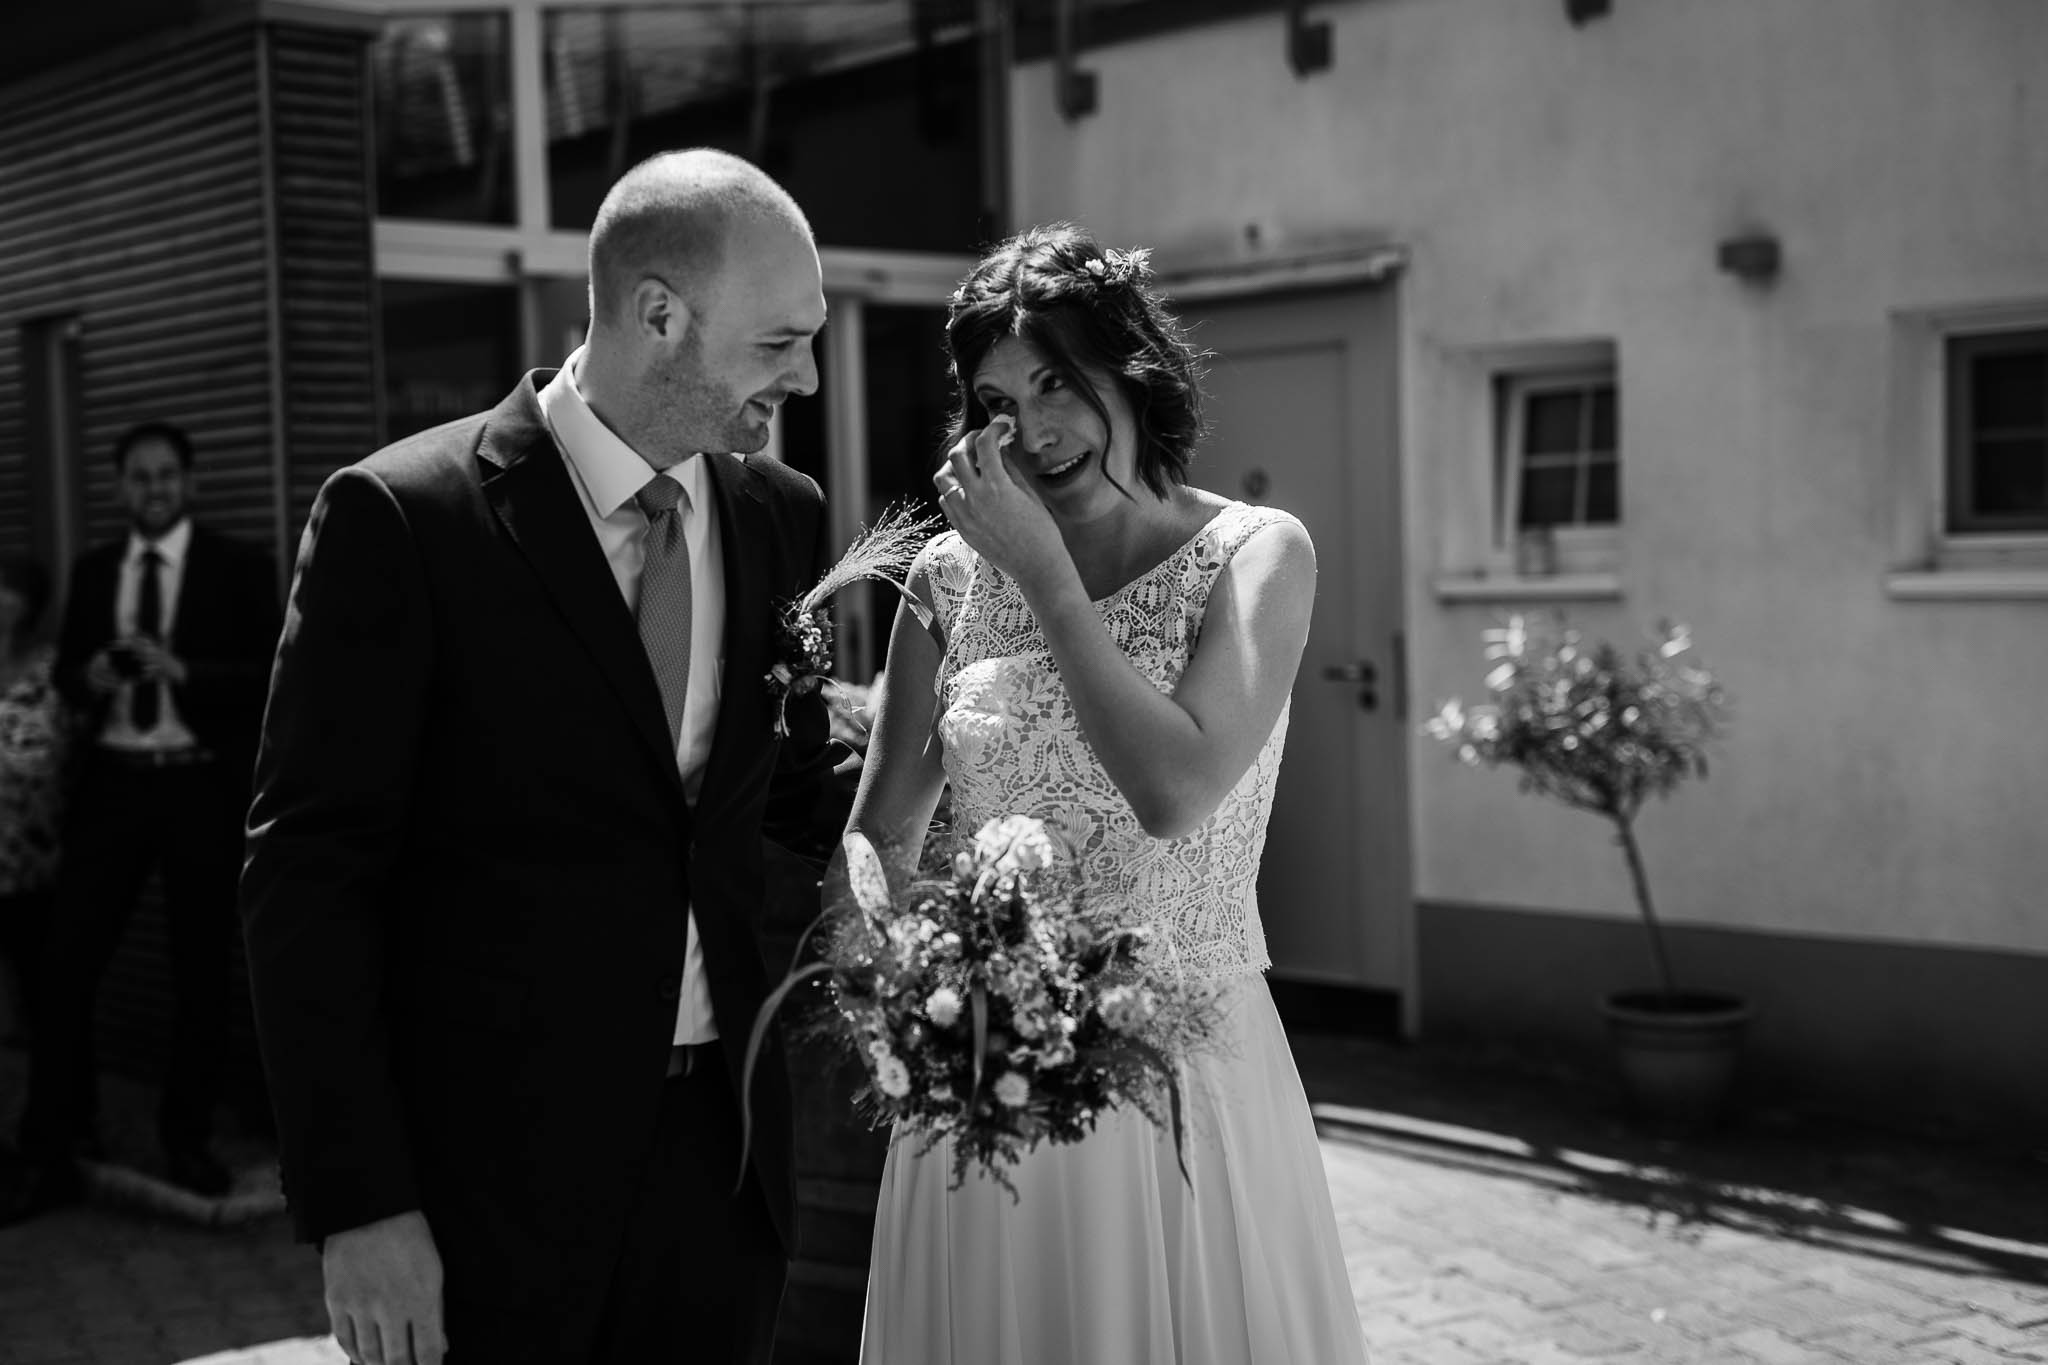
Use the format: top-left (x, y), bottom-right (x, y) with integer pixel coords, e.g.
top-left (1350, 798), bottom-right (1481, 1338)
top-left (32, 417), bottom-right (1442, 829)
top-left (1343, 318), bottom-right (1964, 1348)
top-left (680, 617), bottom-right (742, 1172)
top-left (0, 421), bottom-right (279, 1224)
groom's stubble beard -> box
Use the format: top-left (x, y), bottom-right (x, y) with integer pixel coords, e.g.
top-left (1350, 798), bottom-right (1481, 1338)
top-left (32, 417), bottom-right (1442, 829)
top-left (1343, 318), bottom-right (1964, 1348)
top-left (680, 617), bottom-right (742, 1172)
top-left (659, 325), bottom-right (768, 459)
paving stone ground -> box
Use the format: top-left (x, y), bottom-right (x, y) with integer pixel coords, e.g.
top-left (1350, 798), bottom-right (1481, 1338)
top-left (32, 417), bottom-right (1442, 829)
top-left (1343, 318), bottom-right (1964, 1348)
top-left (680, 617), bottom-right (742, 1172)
top-left (3, 1035), bottom-right (2045, 1364)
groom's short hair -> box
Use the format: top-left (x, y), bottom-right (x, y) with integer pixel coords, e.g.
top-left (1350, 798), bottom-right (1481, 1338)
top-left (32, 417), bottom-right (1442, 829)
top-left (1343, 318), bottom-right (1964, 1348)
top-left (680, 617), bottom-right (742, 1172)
top-left (587, 149), bottom-right (811, 331)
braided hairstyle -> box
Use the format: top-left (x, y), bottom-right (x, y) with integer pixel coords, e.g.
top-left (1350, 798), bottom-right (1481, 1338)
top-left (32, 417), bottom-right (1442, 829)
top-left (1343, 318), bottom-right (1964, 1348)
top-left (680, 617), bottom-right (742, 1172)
top-left (942, 222), bottom-right (1208, 500)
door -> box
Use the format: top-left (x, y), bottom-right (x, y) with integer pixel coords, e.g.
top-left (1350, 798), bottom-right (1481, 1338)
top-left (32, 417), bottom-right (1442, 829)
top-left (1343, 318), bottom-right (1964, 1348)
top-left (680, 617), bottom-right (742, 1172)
top-left (1181, 286), bottom-right (1410, 1001)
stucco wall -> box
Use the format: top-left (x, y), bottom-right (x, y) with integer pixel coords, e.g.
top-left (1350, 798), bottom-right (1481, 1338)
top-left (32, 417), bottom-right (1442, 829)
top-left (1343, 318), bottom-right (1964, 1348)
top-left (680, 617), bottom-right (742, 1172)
top-left (1011, 0), bottom-right (2048, 957)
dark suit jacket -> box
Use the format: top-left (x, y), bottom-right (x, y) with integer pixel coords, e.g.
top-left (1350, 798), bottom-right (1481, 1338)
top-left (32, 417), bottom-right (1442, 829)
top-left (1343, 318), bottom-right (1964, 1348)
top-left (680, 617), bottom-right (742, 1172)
top-left (240, 375), bottom-right (835, 1359)
top-left (55, 523), bottom-right (281, 774)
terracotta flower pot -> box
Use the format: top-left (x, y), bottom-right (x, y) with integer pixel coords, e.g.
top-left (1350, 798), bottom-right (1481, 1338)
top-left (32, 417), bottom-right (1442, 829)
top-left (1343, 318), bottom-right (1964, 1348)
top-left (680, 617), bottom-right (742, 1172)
top-left (1600, 989), bottom-right (1752, 1133)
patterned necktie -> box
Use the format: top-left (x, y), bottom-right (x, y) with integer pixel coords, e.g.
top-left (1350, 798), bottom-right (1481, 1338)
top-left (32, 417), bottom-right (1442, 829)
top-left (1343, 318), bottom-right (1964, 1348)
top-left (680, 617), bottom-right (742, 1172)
top-left (133, 547), bottom-right (163, 731)
top-left (634, 475), bottom-right (693, 750)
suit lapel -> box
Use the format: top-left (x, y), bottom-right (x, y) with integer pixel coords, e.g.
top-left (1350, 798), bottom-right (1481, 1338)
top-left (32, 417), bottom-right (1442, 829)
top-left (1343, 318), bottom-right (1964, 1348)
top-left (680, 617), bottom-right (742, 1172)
top-left (696, 452), bottom-right (771, 816)
top-left (476, 375), bottom-right (688, 811)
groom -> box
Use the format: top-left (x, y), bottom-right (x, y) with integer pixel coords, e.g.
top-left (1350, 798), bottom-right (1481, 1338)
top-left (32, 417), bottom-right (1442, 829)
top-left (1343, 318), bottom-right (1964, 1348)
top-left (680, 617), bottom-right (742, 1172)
top-left (241, 149), bottom-right (834, 1365)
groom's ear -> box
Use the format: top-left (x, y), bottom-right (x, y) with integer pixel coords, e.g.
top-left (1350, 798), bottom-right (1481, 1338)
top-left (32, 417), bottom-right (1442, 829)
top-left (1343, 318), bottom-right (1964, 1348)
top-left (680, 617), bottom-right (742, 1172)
top-left (632, 276), bottom-right (694, 346)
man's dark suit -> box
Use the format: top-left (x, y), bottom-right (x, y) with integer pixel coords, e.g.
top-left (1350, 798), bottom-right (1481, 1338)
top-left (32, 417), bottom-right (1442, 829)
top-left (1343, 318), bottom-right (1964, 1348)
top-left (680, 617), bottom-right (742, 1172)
top-left (240, 374), bottom-right (835, 1362)
top-left (20, 523), bottom-right (280, 1163)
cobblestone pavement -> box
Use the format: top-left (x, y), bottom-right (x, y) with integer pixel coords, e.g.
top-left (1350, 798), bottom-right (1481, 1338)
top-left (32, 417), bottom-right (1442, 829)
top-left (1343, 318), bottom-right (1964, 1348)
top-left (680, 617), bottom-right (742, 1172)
top-left (3, 1036), bottom-right (2045, 1364)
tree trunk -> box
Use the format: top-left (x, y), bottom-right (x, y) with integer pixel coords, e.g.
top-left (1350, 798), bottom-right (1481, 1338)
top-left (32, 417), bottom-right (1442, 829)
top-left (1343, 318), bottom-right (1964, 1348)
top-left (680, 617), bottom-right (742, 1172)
top-left (1614, 815), bottom-right (1680, 1002)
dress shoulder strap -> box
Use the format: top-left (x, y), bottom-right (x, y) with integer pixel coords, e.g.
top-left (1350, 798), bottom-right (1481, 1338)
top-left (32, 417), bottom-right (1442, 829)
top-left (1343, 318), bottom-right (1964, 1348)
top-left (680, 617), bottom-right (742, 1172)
top-left (1187, 502), bottom-right (1305, 587)
top-left (911, 530), bottom-right (977, 635)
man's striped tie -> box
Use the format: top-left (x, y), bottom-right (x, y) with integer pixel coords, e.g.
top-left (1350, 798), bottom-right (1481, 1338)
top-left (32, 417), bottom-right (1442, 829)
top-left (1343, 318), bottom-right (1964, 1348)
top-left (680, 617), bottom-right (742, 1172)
top-left (635, 475), bottom-right (692, 749)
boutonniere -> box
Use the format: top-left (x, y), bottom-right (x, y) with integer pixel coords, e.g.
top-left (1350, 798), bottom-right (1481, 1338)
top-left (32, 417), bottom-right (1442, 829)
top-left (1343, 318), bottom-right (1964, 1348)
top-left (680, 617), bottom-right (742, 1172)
top-left (766, 503), bottom-right (942, 738)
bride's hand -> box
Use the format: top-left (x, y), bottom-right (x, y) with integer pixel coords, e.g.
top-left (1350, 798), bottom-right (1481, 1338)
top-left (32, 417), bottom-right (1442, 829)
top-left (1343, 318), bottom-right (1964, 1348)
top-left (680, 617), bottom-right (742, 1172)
top-left (932, 416), bottom-right (1072, 596)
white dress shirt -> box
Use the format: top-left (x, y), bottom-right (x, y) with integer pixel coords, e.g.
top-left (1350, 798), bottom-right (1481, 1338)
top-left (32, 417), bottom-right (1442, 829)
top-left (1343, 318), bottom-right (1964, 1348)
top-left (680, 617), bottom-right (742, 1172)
top-left (101, 516), bottom-right (200, 752)
top-left (540, 348), bottom-right (726, 1046)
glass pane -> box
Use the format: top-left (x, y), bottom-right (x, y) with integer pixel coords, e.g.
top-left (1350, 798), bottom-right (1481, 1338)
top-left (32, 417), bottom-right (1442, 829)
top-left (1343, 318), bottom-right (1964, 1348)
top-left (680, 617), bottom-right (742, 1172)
top-left (1971, 349), bottom-right (2048, 432)
top-left (1585, 457), bottom-right (1619, 524)
top-left (1523, 390), bottom-right (1584, 457)
top-left (1588, 383), bottom-right (1618, 453)
top-left (544, 5), bottom-right (984, 250)
top-left (380, 281), bottom-right (522, 444)
top-left (1518, 464), bottom-right (1578, 528)
top-left (864, 304), bottom-right (953, 526)
top-left (1970, 438), bottom-right (2048, 519)
top-left (372, 14), bottom-right (515, 224)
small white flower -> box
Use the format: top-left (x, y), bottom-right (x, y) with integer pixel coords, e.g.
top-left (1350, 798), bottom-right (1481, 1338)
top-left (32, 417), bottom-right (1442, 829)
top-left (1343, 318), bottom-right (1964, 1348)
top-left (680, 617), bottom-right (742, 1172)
top-left (1084, 258), bottom-right (1107, 278)
top-left (876, 1055), bottom-right (911, 1098)
top-left (925, 987), bottom-right (962, 1027)
top-left (1097, 984), bottom-right (1158, 1033)
top-left (993, 1072), bottom-right (1030, 1107)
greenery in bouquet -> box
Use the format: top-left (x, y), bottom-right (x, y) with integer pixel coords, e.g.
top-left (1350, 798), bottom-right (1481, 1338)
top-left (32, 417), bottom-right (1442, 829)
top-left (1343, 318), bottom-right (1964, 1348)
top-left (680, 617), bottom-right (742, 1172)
top-left (743, 815), bottom-right (1217, 1199)
top-left (1423, 614), bottom-right (1729, 1002)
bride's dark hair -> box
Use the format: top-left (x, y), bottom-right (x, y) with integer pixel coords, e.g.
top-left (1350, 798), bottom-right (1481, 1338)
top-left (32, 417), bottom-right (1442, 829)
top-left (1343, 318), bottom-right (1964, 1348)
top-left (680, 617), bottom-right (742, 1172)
top-left (942, 223), bottom-right (1208, 499)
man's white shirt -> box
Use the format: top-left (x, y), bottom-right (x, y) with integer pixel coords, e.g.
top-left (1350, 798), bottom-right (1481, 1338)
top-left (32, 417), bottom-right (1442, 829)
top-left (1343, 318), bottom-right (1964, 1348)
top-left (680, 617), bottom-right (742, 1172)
top-left (540, 348), bottom-right (724, 1046)
top-left (103, 516), bottom-right (199, 752)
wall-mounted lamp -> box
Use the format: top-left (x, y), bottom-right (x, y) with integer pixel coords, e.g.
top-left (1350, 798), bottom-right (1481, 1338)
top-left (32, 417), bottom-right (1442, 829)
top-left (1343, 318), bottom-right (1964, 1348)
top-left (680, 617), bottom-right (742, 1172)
top-left (1564, 0), bottom-right (1612, 25)
top-left (1716, 232), bottom-right (1782, 284)
top-left (1288, 3), bottom-right (1333, 77)
top-left (1056, 0), bottom-right (1097, 120)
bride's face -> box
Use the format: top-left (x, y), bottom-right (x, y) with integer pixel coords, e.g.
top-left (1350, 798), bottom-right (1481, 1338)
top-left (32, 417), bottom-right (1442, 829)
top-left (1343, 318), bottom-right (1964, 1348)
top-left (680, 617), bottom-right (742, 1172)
top-left (971, 337), bottom-right (1139, 522)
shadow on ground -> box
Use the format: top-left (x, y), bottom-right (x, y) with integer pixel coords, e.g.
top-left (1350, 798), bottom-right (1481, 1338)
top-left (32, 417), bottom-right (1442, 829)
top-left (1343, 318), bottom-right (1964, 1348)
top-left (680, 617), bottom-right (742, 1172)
top-left (1292, 1032), bottom-right (2048, 1289)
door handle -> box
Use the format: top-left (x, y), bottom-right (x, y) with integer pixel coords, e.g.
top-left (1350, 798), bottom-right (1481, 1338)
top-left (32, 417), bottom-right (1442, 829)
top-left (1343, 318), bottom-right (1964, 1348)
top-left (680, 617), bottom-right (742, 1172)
top-left (1321, 660), bottom-right (1378, 711)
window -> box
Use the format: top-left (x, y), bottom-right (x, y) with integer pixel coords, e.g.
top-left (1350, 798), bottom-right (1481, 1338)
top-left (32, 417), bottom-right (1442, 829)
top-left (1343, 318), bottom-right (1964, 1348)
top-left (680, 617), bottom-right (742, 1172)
top-left (540, 4), bottom-right (983, 248)
top-left (1496, 364), bottom-right (1619, 574)
top-left (1946, 329), bottom-right (2048, 535)
top-left (378, 281), bottom-right (522, 443)
top-left (372, 13), bottom-right (515, 224)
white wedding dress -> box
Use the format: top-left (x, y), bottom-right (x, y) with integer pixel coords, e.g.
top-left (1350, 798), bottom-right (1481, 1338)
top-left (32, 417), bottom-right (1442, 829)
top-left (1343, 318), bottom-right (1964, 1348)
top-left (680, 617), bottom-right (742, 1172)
top-left (860, 502), bottom-right (1368, 1364)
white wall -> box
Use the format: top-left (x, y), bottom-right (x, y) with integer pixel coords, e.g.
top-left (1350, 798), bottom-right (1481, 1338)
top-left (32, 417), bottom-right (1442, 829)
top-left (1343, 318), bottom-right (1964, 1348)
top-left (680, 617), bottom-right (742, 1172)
top-left (1012, 0), bottom-right (2048, 956)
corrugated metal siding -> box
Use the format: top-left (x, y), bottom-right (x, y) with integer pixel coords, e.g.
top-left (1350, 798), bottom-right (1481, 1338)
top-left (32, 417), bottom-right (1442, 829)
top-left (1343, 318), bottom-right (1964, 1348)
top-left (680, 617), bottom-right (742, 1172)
top-left (267, 22), bottom-right (381, 541)
top-left (0, 27), bottom-right (276, 556)
top-left (0, 26), bottom-right (278, 1102)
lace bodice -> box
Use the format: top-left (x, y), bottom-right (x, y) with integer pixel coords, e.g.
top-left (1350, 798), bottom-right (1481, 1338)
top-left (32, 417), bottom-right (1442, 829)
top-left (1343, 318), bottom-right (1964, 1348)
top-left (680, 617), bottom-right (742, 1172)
top-left (920, 502), bottom-right (1298, 983)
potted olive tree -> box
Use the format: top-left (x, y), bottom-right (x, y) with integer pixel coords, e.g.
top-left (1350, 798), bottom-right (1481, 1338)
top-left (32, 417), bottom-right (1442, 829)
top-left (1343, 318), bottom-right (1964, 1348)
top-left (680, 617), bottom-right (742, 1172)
top-left (1425, 615), bottom-right (1746, 1130)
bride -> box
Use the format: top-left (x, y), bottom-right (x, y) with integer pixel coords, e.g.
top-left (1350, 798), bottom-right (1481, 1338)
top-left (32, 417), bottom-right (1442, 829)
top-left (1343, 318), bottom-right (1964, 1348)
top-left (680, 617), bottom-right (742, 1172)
top-left (833, 223), bottom-right (1368, 1364)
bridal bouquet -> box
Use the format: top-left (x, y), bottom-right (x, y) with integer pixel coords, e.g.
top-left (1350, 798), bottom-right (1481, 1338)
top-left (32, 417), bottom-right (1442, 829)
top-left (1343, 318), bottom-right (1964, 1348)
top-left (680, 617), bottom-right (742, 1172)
top-left (743, 816), bottom-right (1216, 1196)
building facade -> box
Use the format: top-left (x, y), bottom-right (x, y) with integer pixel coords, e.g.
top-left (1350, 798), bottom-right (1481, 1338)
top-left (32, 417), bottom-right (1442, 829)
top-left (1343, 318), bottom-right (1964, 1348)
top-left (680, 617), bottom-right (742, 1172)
top-left (1008, 0), bottom-right (2048, 1134)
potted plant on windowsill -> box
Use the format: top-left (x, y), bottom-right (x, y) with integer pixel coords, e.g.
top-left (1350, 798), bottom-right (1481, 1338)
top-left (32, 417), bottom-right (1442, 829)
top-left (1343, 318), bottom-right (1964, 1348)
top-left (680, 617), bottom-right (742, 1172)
top-left (1425, 615), bottom-right (1747, 1132)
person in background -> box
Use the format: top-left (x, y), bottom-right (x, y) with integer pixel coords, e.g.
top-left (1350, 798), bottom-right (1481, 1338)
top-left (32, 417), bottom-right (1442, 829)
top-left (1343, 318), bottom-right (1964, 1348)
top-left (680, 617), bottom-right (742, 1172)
top-left (0, 422), bottom-right (280, 1225)
top-left (0, 556), bottom-right (68, 1043)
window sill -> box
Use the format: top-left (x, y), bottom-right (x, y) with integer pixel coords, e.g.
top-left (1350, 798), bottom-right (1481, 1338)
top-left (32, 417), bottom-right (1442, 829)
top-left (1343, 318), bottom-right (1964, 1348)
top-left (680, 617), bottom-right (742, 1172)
top-left (1885, 570), bottom-right (2048, 601)
top-left (1433, 572), bottom-right (1624, 603)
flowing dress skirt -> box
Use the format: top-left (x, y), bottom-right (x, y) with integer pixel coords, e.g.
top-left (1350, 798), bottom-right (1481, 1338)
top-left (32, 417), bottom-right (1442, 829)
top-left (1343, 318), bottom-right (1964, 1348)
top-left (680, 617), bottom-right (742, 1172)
top-left (860, 974), bottom-right (1368, 1364)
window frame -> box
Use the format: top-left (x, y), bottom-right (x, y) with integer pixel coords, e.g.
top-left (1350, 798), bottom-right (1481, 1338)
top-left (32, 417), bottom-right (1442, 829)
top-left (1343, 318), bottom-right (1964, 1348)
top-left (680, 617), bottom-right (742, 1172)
top-left (1498, 366), bottom-right (1620, 557)
top-left (1943, 326), bottom-right (2048, 537)
top-left (1883, 298), bottom-right (2048, 599)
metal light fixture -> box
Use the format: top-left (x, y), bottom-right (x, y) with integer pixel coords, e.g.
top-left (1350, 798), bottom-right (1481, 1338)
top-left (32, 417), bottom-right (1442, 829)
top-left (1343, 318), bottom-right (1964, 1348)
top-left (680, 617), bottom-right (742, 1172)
top-left (1055, 0), bottom-right (1097, 120)
top-left (1288, 3), bottom-right (1332, 77)
top-left (1716, 232), bottom-right (1782, 284)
